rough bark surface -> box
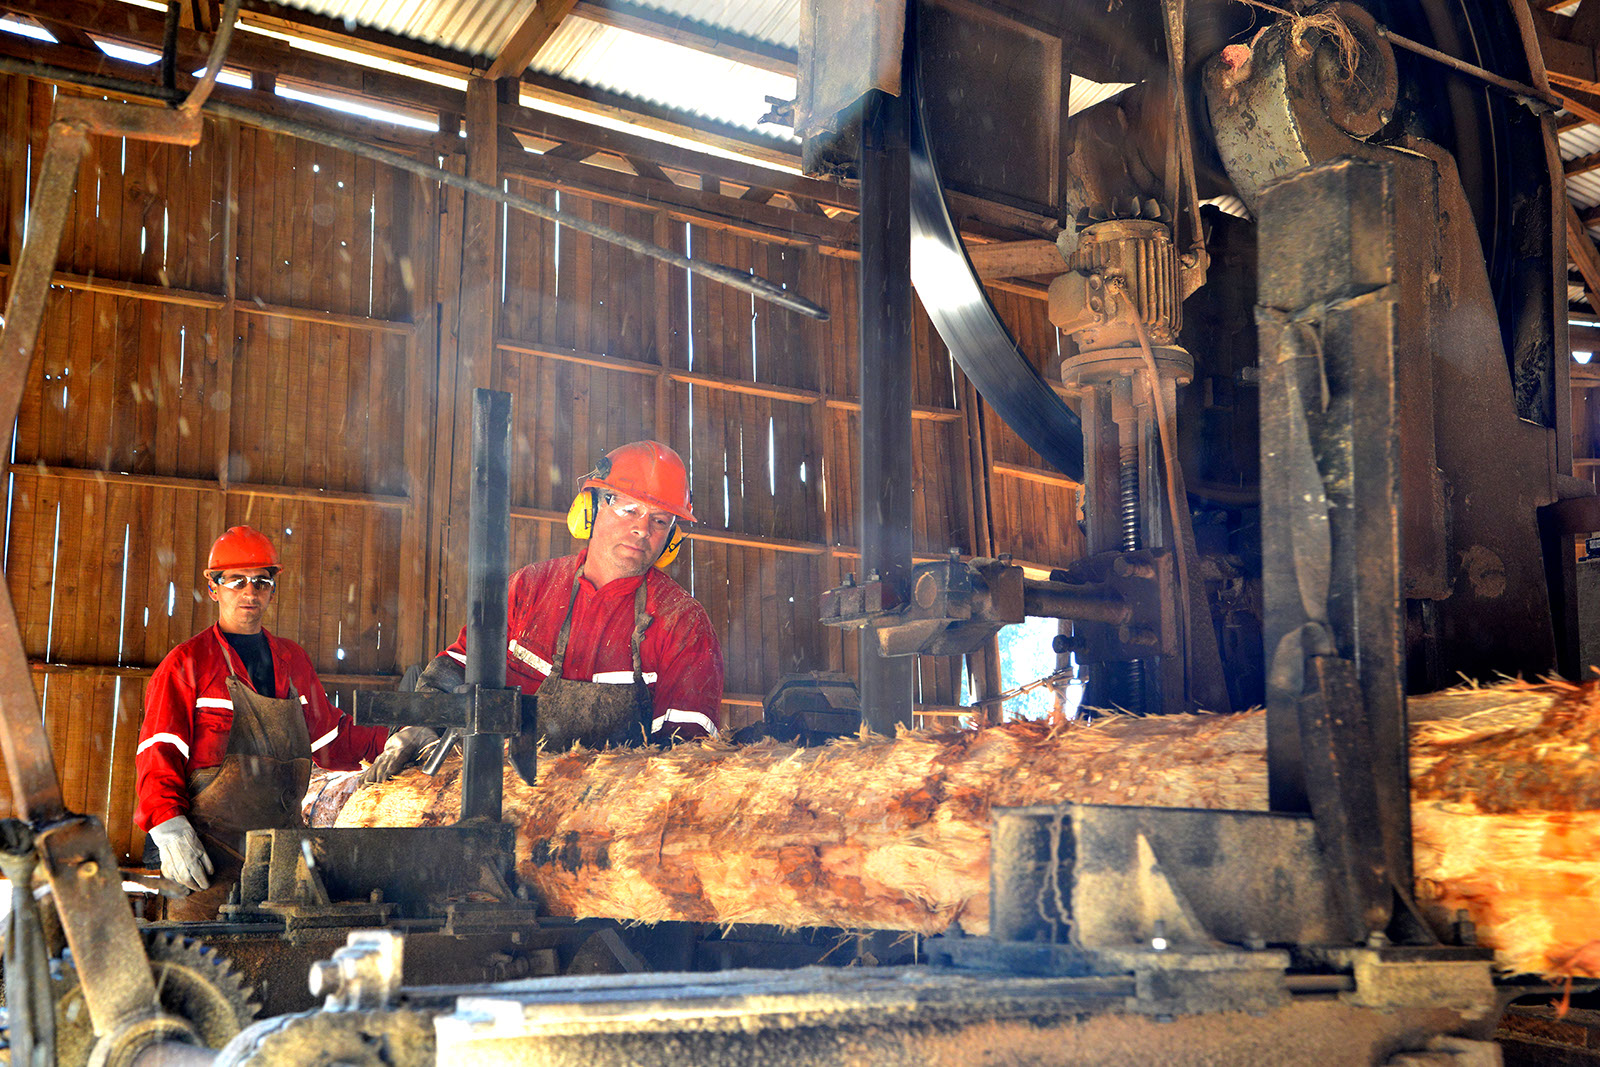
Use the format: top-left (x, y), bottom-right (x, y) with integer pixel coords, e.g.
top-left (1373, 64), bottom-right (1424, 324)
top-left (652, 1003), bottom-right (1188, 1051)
top-left (321, 680), bottom-right (1600, 978)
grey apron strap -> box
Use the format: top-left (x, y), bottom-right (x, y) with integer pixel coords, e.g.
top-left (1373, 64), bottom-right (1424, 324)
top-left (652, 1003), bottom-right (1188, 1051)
top-left (630, 579), bottom-right (652, 679)
top-left (547, 567), bottom-right (588, 678)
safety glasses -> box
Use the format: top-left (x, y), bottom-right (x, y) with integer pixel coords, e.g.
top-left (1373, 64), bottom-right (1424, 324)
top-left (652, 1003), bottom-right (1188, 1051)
top-left (601, 492), bottom-right (676, 534)
top-left (213, 575), bottom-right (276, 591)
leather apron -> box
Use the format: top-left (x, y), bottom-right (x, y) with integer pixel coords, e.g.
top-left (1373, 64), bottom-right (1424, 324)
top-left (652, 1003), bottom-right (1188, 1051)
top-left (168, 632), bottom-right (313, 921)
top-left (509, 569), bottom-right (653, 780)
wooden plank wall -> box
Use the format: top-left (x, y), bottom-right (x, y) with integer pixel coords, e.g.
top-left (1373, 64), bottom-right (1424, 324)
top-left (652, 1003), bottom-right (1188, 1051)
top-left (0, 77), bottom-right (431, 860)
top-left (0, 73), bottom-right (1085, 859)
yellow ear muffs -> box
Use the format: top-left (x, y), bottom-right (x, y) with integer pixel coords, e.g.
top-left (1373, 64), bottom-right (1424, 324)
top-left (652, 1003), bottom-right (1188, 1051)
top-left (566, 490), bottom-right (597, 539)
top-left (654, 523), bottom-right (686, 569)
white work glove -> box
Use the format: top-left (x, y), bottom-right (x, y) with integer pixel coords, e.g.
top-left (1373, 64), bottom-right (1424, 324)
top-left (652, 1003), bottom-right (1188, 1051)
top-left (360, 726), bottom-right (439, 785)
top-left (148, 815), bottom-right (212, 892)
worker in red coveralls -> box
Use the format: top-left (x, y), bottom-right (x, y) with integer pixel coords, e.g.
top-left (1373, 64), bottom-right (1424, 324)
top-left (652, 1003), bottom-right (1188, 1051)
top-left (134, 526), bottom-right (420, 920)
top-left (412, 441), bottom-right (724, 768)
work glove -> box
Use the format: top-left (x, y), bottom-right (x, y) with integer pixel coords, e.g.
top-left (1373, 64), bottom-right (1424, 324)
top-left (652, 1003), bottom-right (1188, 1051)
top-left (148, 815), bottom-right (212, 893)
top-left (360, 726), bottom-right (439, 785)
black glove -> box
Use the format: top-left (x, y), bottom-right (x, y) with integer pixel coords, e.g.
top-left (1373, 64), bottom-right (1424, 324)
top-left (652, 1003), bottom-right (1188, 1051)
top-left (415, 654), bottom-right (467, 694)
top-left (360, 726), bottom-right (439, 785)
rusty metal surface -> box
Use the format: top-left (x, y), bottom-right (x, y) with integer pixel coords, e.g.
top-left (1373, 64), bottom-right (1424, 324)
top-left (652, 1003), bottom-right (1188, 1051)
top-left (36, 817), bottom-right (164, 1043)
top-left (1256, 158), bottom-right (1412, 938)
top-left (422, 964), bottom-right (1500, 1066)
top-left (985, 803), bottom-right (1342, 950)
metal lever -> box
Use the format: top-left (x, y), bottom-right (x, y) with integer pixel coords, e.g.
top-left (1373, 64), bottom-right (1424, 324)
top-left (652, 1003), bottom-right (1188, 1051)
top-left (423, 728), bottom-right (461, 776)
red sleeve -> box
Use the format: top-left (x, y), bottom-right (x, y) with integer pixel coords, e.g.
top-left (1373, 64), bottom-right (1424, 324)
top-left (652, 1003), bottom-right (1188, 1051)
top-left (134, 650), bottom-right (199, 832)
top-left (281, 641), bottom-right (387, 770)
top-left (442, 565), bottom-right (549, 694)
top-left (647, 597), bottom-right (724, 743)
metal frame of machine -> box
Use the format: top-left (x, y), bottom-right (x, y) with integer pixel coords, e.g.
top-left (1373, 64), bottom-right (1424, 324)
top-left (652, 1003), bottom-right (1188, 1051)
top-left (0, 0), bottom-right (1584, 1061)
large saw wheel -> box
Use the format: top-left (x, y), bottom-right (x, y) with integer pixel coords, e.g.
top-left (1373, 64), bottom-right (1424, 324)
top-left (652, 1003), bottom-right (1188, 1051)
top-left (53, 929), bottom-right (261, 1065)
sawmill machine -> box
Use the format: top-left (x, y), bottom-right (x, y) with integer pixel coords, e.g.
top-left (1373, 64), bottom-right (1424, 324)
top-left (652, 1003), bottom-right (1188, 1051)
top-left (0, 0), bottom-right (1589, 1062)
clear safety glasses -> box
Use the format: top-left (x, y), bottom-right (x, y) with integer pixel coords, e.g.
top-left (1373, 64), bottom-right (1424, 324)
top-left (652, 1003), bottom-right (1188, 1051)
top-left (601, 492), bottom-right (676, 534)
top-left (214, 575), bottom-right (276, 591)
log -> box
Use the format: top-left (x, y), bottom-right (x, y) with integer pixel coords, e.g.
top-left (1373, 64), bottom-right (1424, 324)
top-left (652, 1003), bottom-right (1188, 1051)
top-left (328, 680), bottom-right (1600, 978)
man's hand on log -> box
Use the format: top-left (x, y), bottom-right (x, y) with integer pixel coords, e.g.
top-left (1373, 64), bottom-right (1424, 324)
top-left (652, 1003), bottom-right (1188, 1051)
top-left (361, 726), bottom-right (440, 785)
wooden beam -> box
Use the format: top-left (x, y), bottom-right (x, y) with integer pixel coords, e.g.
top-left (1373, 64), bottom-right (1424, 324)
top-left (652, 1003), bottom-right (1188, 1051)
top-left (1583, 205), bottom-right (1600, 229)
top-left (1, 0), bottom-right (467, 115)
top-left (509, 506), bottom-right (828, 555)
top-left (826, 399), bottom-right (966, 423)
top-left (9, 464), bottom-right (410, 509)
top-left (1568, 151), bottom-right (1600, 178)
top-left (235, 301), bottom-right (415, 335)
top-left (29, 660), bottom-right (402, 686)
top-left (992, 460), bottom-right (1082, 490)
top-left (571, 0), bottom-right (798, 75)
top-left (500, 152), bottom-right (856, 249)
top-left (1568, 200), bottom-right (1600, 310)
top-left (487, 0), bottom-right (583, 80)
top-left (501, 98), bottom-right (854, 211)
top-left (963, 239), bottom-right (1065, 281)
top-left (1539, 11), bottom-right (1600, 91)
top-left (1558, 83), bottom-right (1600, 126)
top-left (0, 265), bottom-right (224, 309)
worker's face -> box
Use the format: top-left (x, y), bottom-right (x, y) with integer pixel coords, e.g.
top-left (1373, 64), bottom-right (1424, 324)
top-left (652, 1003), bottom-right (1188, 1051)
top-left (588, 491), bottom-right (675, 581)
top-left (208, 567), bottom-right (276, 635)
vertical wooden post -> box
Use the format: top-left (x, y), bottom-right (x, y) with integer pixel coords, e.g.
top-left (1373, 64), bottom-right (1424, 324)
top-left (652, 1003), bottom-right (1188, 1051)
top-left (216, 120), bottom-right (240, 492)
top-left (433, 77), bottom-right (503, 639)
top-left (397, 153), bottom-right (439, 664)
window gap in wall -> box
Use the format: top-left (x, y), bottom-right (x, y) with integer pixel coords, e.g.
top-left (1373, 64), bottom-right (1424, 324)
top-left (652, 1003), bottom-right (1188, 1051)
top-left (767, 416), bottom-right (776, 497)
top-left (44, 501), bottom-right (61, 658)
top-left (553, 189), bottom-right (562, 306)
top-left (684, 223), bottom-right (694, 372)
top-left (500, 179), bottom-right (509, 305)
top-left (749, 288), bottom-right (758, 382)
top-left (117, 523), bottom-right (130, 665)
top-left (106, 675), bottom-right (123, 817)
top-left (4, 422), bottom-right (17, 571)
top-left (367, 192), bottom-right (377, 317)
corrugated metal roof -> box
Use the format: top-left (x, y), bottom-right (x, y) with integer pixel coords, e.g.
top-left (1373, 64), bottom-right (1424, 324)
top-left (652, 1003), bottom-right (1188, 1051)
top-left (268, 0), bottom-right (536, 59)
top-left (1569, 171), bottom-right (1600, 212)
top-left (532, 18), bottom-right (800, 139)
top-left (1562, 122), bottom-right (1600, 161)
top-left (621, 0), bottom-right (799, 49)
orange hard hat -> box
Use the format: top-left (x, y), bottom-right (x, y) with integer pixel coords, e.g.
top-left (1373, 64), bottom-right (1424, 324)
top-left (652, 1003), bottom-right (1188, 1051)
top-left (581, 441), bottom-right (695, 523)
top-left (206, 526), bottom-right (280, 574)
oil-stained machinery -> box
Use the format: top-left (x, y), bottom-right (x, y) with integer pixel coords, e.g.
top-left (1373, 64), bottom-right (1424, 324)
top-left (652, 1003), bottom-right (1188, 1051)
top-left (0, 0), bottom-right (1587, 1062)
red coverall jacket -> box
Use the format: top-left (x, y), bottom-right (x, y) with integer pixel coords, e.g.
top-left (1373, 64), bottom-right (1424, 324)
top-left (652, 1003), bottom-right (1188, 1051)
top-left (441, 551), bottom-right (725, 741)
top-left (134, 624), bottom-right (387, 832)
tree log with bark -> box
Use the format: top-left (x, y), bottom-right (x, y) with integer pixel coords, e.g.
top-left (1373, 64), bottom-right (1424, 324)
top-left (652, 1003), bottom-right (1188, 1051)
top-left (323, 679), bottom-right (1600, 979)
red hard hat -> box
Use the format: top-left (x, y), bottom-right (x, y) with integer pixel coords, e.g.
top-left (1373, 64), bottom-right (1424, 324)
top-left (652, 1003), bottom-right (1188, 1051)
top-left (206, 526), bottom-right (280, 574)
top-left (581, 441), bottom-right (695, 523)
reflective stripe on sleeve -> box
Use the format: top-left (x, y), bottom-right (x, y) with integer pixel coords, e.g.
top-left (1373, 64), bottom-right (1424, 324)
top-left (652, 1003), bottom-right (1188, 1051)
top-left (136, 733), bottom-right (191, 759)
top-left (445, 649), bottom-right (467, 664)
top-left (195, 697), bottom-right (233, 710)
top-left (298, 695), bottom-right (309, 705)
top-left (592, 670), bottom-right (658, 685)
top-left (650, 709), bottom-right (717, 737)
top-left (508, 640), bottom-right (552, 676)
top-left (310, 726), bottom-right (339, 752)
